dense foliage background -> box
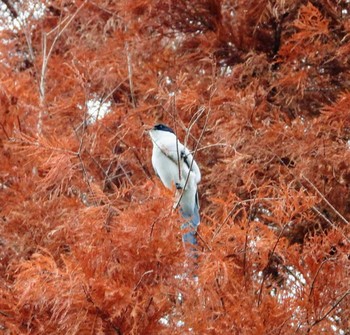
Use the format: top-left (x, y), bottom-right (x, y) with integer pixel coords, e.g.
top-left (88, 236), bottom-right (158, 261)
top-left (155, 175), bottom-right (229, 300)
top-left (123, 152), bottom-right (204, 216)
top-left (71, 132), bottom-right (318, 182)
top-left (0, 0), bottom-right (349, 334)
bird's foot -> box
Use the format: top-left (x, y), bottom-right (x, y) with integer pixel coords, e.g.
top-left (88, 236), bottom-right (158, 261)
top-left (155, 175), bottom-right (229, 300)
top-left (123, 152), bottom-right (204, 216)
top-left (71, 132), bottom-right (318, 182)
top-left (175, 182), bottom-right (182, 190)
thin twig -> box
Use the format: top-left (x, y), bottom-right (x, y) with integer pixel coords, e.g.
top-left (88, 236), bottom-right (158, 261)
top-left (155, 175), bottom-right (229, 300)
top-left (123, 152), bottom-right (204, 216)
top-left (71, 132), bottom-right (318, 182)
top-left (46, 1), bottom-right (87, 58)
top-left (103, 205), bottom-right (115, 232)
top-left (1, 0), bottom-right (18, 18)
top-left (257, 221), bottom-right (289, 306)
top-left (89, 155), bottom-right (132, 190)
top-left (149, 219), bottom-right (158, 241)
top-left (308, 290), bottom-right (350, 331)
top-left (117, 162), bottom-right (134, 186)
top-left (101, 79), bottom-right (128, 105)
top-left (174, 85), bottom-right (215, 211)
top-left (118, 137), bottom-right (153, 180)
top-left (311, 206), bottom-right (350, 243)
top-left (89, 1), bottom-right (116, 15)
top-left (265, 316), bottom-right (292, 335)
top-left (211, 203), bottom-right (241, 243)
top-left (0, 310), bottom-right (11, 317)
top-left (171, 93), bottom-right (182, 181)
top-left (77, 153), bottom-right (98, 206)
top-left (82, 285), bottom-right (123, 335)
top-left (174, 60), bottom-right (217, 212)
top-left (211, 197), bottom-right (283, 243)
top-left (184, 105), bottom-right (206, 148)
top-left (282, 265), bottom-right (305, 287)
top-left (38, 1), bottom-right (86, 135)
top-left (46, 5), bottom-right (73, 37)
top-left (269, 152), bottom-right (349, 240)
top-left (72, 126), bottom-right (98, 206)
top-left (16, 134), bottom-right (77, 156)
top-left (24, 27), bottom-right (35, 62)
top-left (243, 196), bottom-right (258, 289)
top-left (134, 270), bottom-right (154, 291)
top-left (125, 41), bottom-right (136, 108)
top-left (16, 116), bottom-right (22, 132)
top-left (308, 259), bottom-right (330, 300)
top-left (196, 230), bottom-right (212, 251)
top-left (270, 222), bottom-right (288, 256)
top-left (302, 175), bottom-right (349, 225)
top-left (0, 123), bottom-right (10, 139)
top-left (40, 1), bottom-right (87, 93)
top-left (194, 142), bottom-right (228, 153)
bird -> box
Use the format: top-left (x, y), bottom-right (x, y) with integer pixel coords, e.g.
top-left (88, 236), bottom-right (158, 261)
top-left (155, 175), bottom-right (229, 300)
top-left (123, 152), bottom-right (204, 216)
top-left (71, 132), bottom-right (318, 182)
top-left (149, 123), bottom-right (201, 246)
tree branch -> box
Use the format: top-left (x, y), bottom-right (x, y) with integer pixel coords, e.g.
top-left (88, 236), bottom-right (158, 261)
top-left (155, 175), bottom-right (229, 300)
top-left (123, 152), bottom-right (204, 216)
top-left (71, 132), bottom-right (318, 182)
top-left (302, 175), bottom-right (349, 226)
top-left (1, 0), bottom-right (18, 18)
top-left (308, 290), bottom-right (350, 332)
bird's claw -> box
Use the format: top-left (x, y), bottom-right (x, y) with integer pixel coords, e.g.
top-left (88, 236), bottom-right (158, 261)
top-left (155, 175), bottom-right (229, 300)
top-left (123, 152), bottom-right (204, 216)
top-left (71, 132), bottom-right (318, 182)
top-left (175, 182), bottom-right (182, 190)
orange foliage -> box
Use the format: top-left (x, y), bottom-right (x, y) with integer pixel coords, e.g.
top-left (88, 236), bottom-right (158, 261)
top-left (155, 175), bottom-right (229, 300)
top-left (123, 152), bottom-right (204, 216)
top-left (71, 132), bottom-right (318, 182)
top-left (0, 0), bottom-right (349, 334)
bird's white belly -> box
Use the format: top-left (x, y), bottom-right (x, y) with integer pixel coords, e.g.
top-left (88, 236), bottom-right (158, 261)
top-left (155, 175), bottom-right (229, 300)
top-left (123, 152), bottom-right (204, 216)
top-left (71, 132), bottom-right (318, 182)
top-left (152, 150), bottom-right (181, 189)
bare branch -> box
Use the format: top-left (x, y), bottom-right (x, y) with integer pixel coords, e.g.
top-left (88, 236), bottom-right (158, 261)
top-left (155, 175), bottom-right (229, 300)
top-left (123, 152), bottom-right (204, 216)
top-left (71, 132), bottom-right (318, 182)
top-left (311, 206), bottom-right (350, 243)
top-left (171, 93), bottom-right (182, 181)
top-left (308, 290), bottom-right (350, 331)
top-left (308, 258), bottom-right (331, 300)
top-left (303, 175), bottom-right (349, 225)
top-left (39, 0), bottom-right (87, 134)
top-left (1, 0), bottom-right (18, 18)
top-left (174, 73), bottom-right (216, 211)
top-left (257, 221), bottom-right (289, 306)
top-left (125, 41), bottom-right (136, 108)
top-left (134, 270), bottom-right (154, 291)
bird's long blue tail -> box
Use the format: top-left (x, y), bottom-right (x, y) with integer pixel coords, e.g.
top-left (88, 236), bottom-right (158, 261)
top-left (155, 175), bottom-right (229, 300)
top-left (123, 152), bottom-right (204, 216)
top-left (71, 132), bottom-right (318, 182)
top-left (181, 201), bottom-right (200, 246)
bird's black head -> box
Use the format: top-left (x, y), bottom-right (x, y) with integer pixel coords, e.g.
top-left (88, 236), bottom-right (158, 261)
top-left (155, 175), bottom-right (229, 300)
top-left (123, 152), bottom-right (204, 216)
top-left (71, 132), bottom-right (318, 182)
top-left (153, 124), bottom-right (175, 134)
